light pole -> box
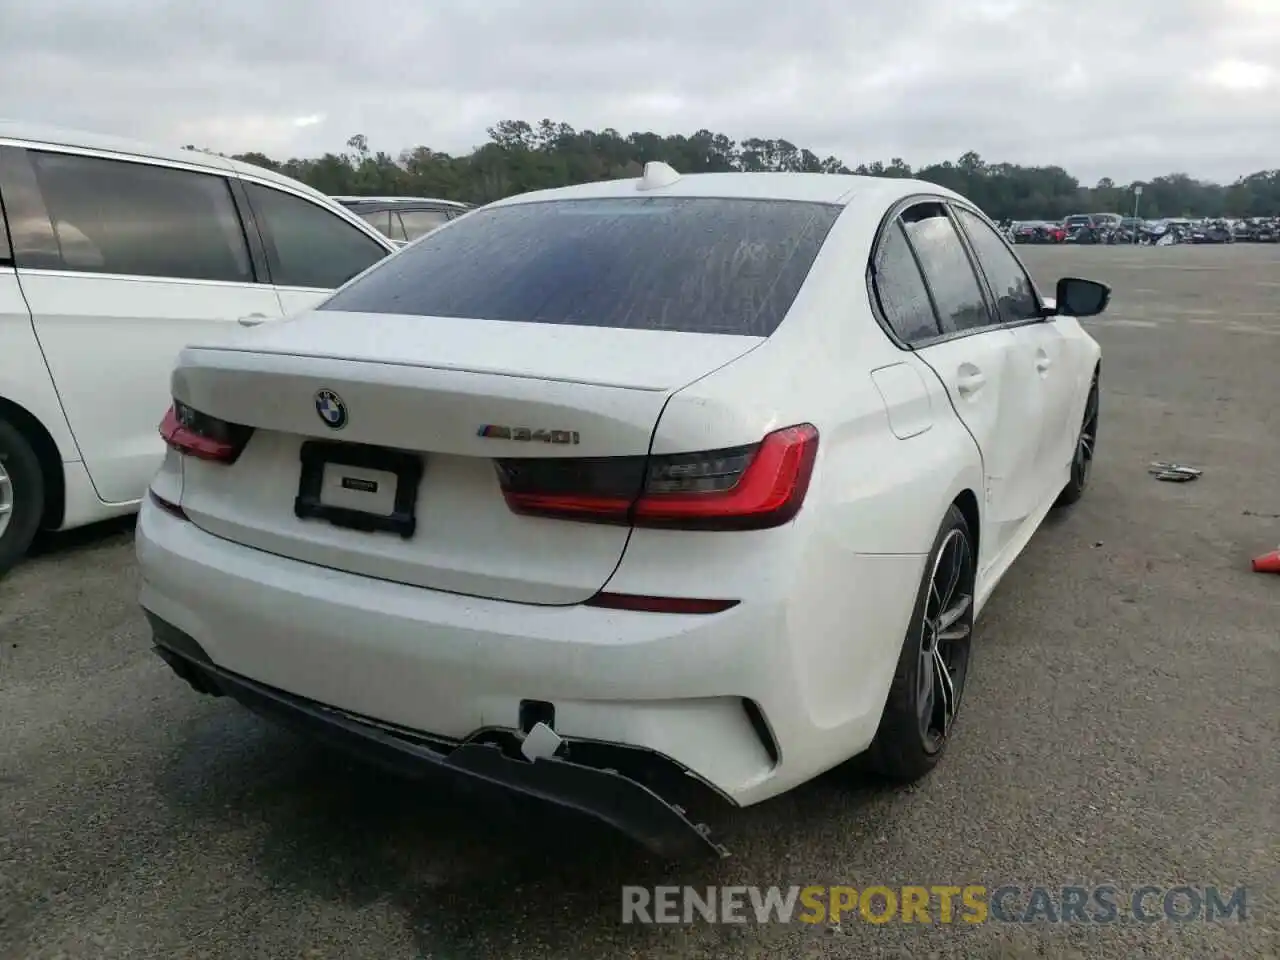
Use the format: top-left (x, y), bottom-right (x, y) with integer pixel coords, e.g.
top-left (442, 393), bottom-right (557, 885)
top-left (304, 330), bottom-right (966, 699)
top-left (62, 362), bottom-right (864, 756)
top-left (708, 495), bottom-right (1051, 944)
top-left (1132, 184), bottom-right (1143, 245)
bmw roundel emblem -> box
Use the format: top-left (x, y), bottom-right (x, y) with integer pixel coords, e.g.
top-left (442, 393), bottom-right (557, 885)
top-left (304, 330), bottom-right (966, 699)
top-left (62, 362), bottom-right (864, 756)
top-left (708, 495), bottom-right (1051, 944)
top-left (315, 389), bottom-right (347, 430)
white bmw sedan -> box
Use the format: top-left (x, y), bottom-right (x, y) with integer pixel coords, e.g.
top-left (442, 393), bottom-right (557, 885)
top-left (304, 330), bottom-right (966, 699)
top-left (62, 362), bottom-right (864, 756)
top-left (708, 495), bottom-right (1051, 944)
top-left (136, 164), bottom-right (1109, 857)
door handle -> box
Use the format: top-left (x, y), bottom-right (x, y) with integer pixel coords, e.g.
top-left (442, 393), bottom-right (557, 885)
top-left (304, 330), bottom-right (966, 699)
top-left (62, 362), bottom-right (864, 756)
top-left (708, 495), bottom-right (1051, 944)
top-left (237, 313), bottom-right (268, 327)
top-left (1035, 349), bottom-right (1052, 373)
top-left (956, 368), bottom-right (986, 397)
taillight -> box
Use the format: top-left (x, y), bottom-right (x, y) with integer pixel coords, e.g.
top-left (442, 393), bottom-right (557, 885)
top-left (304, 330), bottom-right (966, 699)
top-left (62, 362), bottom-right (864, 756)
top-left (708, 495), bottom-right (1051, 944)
top-left (159, 401), bottom-right (253, 464)
top-left (495, 423), bottom-right (819, 531)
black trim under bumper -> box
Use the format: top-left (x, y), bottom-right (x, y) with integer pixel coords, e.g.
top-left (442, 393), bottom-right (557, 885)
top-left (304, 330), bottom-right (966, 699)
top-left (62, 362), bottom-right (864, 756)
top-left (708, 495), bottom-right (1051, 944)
top-left (147, 617), bottom-right (732, 859)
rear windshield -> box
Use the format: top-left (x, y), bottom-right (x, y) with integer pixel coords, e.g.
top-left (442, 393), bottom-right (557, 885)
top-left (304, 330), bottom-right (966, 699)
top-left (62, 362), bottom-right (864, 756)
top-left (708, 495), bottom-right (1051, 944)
top-left (319, 197), bottom-right (842, 336)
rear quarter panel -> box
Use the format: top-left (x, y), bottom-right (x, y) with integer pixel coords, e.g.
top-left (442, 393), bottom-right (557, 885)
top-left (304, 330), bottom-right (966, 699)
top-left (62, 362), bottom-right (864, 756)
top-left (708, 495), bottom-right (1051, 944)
top-left (646, 197), bottom-right (986, 558)
top-left (607, 211), bottom-right (986, 744)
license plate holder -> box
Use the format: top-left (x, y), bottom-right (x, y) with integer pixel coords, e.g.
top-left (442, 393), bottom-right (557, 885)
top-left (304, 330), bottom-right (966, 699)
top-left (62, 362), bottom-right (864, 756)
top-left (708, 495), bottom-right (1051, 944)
top-left (295, 440), bottom-right (424, 539)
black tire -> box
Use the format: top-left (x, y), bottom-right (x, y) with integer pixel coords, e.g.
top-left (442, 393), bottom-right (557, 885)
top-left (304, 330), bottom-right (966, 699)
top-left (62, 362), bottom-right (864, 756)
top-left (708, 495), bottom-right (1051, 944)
top-left (0, 418), bottom-right (45, 578)
top-left (1055, 369), bottom-right (1100, 508)
top-left (867, 504), bottom-right (976, 784)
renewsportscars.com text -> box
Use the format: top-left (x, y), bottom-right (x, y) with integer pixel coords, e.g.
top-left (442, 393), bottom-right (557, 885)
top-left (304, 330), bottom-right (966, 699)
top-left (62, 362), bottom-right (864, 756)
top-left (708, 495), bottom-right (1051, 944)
top-left (621, 884), bottom-right (1248, 925)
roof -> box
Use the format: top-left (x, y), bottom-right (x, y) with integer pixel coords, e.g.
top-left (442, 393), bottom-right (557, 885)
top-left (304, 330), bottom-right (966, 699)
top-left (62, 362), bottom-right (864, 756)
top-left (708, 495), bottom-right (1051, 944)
top-left (486, 169), bottom-right (967, 210)
top-left (0, 117), bottom-right (344, 210)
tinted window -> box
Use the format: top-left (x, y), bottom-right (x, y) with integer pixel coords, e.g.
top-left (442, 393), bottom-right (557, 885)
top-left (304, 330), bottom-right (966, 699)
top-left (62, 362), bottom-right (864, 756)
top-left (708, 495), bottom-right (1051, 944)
top-left (244, 183), bottom-right (387, 289)
top-left (901, 203), bottom-right (991, 334)
top-left (28, 152), bottom-right (251, 282)
top-left (321, 197), bottom-right (842, 336)
top-left (955, 208), bottom-right (1041, 324)
top-left (872, 220), bottom-right (939, 343)
top-left (398, 208), bottom-right (451, 241)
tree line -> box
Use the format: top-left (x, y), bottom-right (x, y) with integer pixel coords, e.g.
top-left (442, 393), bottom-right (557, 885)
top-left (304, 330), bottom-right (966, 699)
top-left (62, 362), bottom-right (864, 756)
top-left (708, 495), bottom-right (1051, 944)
top-left (212, 119), bottom-right (1280, 221)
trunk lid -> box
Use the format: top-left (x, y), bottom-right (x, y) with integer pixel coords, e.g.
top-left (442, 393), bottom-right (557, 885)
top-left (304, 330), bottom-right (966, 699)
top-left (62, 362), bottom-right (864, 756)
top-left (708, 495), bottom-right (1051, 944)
top-left (172, 312), bottom-right (763, 605)
top-left (213, 311), bottom-right (755, 391)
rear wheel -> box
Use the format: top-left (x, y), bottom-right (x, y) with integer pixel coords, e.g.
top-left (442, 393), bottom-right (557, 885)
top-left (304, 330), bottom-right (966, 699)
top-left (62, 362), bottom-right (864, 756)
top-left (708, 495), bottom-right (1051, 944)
top-left (867, 505), bottom-right (975, 783)
top-left (1055, 370), bottom-right (1099, 508)
top-left (0, 418), bottom-right (44, 578)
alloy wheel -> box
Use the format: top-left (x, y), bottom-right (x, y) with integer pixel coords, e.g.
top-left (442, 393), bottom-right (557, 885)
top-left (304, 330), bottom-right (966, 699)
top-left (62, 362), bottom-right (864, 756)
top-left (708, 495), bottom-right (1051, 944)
top-left (917, 528), bottom-right (974, 751)
top-left (1073, 377), bottom-right (1100, 488)
top-left (0, 459), bottom-right (13, 540)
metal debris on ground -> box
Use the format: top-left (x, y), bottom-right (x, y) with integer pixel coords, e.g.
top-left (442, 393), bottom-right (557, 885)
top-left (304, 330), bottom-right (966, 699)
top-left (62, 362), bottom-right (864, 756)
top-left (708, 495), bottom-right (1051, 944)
top-left (1149, 461), bottom-right (1203, 482)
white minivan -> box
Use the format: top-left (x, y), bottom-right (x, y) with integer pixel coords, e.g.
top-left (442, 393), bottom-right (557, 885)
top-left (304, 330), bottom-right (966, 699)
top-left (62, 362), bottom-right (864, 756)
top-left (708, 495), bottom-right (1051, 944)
top-left (0, 121), bottom-right (398, 574)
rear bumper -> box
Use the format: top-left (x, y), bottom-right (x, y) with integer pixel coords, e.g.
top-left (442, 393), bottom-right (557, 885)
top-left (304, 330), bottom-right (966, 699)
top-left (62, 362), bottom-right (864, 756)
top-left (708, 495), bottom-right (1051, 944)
top-left (149, 614), bottom-right (730, 859)
top-left (137, 493), bottom-right (926, 830)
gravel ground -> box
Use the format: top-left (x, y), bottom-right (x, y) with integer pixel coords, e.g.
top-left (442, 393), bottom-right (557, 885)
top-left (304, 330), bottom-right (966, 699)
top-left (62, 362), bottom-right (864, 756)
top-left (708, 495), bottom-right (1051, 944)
top-left (2, 243), bottom-right (1278, 959)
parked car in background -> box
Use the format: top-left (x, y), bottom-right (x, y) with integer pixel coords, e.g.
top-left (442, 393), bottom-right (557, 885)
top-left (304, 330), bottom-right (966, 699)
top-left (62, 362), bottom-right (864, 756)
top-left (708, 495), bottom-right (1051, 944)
top-left (0, 121), bottom-right (398, 575)
top-left (1188, 219), bottom-right (1234, 244)
top-left (1142, 219), bottom-right (1194, 245)
top-left (332, 196), bottom-right (474, 246)
top-left (137, 163), bottom-right (1110, 857)
top-left (1063, 213), bottom-right (1125, 244)
top-left (1011, 220), bottom-right (1065, 244)
top-left (1240, 218), bottom-right (1280, 242)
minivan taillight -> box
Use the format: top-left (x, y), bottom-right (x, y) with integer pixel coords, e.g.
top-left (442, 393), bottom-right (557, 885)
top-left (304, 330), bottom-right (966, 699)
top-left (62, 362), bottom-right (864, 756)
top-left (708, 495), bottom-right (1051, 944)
top-left (494, 424), bottom-right (819, 531)
top-left (159, 401), bottom-right (253, 464)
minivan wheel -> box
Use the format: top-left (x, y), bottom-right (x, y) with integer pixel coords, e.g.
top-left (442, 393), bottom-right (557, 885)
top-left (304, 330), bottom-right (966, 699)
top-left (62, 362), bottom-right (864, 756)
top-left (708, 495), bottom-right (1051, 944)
top-left (866, 504), bottom-right (975, 784)
top-left (0, 418), bottom-right (44, 577)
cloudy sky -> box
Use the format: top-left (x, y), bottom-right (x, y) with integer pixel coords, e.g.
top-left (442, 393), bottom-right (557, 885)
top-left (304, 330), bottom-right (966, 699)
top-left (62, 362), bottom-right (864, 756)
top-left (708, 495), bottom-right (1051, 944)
top-left (2, 0), bottom-right (1277, 185)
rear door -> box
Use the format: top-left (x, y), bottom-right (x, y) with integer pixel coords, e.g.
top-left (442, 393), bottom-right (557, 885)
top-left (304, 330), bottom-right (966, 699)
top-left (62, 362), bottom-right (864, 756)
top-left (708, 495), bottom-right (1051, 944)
top-left (893, 201), bottom-right (1044, 565)
top-left (952, 205), bottom-right (1078, 494)
top-left (0, 182), bottom-right (82, 471)
top-left (0, 144), bottom-right (284, 505)
top-left (173, 195), bottom-right (842, 604)
top-left (238, 180), bottom-right (392, 317)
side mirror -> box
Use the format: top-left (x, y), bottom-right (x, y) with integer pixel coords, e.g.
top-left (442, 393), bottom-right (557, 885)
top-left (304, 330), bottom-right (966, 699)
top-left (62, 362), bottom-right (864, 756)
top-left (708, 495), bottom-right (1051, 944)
top-left (1054, 277), bottom-right (1111, 317)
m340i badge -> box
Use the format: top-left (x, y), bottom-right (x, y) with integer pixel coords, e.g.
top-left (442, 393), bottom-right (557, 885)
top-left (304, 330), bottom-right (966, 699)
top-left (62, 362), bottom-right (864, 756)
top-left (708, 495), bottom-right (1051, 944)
top-left (477, 425), bottom-right (580, 444)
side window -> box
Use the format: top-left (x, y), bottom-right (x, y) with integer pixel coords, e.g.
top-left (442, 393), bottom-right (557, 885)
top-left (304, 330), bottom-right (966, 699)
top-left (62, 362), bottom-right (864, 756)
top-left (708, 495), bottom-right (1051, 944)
top-left (900, 202), bottom-right (992, 334)
top-left (244, 182), bottom-right (388, 289)
top-left (388, 212), bottom-right (409, 242)
top-left (27, 152), bottom-right (252, 283)
top-left (0, 189), bottom-right (11, 265)
top-left (398, 208), bottom-right (451, 241)
top-left (359, 209), bottom-right (391, 237)
top-left (954, 208), bottom-right (1041, 325)
top-left (871, 220), bottom-right (940, 343)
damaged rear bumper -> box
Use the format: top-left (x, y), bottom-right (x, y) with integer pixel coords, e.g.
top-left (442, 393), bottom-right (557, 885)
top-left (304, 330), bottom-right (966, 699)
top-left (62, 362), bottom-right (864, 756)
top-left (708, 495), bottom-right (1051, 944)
top-left (149, 614), bottom-right (732, 859)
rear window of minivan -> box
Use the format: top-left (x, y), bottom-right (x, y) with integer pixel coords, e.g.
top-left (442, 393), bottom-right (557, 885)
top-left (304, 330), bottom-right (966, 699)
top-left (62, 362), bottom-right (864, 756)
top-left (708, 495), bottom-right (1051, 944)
top-left (319, 197), bottom-right (842, 337)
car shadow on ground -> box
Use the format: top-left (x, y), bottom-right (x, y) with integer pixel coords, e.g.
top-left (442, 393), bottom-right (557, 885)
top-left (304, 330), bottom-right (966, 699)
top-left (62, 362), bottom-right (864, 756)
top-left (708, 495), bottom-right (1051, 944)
top-left (154, 703), bottom-right (900, 956)
top-left (28, 514), bottom-right (136, 559)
